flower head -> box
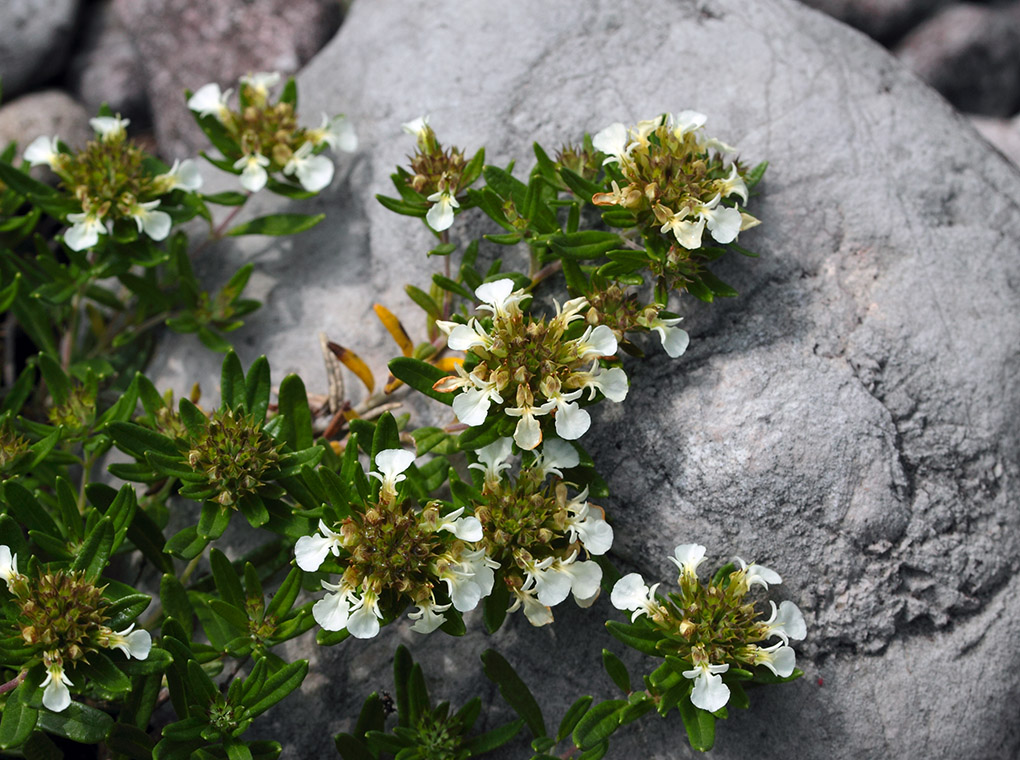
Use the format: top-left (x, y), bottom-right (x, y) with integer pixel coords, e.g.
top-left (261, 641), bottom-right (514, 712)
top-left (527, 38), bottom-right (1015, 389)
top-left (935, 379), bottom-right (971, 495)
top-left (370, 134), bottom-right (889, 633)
top-left (89, 115), bottom-right (130, 142)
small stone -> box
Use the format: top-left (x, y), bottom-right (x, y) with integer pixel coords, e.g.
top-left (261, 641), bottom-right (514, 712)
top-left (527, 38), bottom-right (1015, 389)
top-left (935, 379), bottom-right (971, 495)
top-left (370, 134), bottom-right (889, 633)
top-left (0, 90), bottom-right (91, 156)
top-left (0, 0), bottom-right (80, 99)
top-left (896, 3), bottom-right (1020, 116)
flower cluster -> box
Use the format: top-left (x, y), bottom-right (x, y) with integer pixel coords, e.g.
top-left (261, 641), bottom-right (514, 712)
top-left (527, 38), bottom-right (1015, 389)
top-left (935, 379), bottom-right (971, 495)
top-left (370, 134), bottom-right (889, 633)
top-left (583, 284), bottom-right (691, 359)
top-left (295, 449), bottom-right (496, 638)
top-left (23, 116), bottom-right (202, 251)
top-left (611, 544), bottom-right (805, 713)
top-left (590, 112), bottom-right (759, 254)
top-left (188, 71), bottom-right (356, 193)
top-left (469, 437), bottom-right (611, 626)
top-left (0, 546), bottom-right (151, 713)
top-left (435, 279), bottom-right (628, 449)
top-left (402, 115), bottom-right (473, 231)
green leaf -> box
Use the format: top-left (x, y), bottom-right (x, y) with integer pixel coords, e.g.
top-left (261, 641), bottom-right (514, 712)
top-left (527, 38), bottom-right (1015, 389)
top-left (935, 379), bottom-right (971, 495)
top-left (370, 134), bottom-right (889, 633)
top-left (106, 723), bottom-right (156, 759)
top-left (371, 412), bottom-right (401, 461)
top-left (210, 548), bottom-right (246, 609)
top-left (226, 213), bottom-right (325, 237)
top-left (0, 670), bottom-right (41, 749)
top-left (677, 696), bottom-right (716, 751)
top-left (70, 518), bottom-right (113, 581)
top-left (404, 284), bottom-right (441, 319)
top-left (464, 719), bottom-right (525, 754)
top-left (75, 651), bottom-right (131, 693)
top-left (160, 574), bottom-right (194, 636)
top-left (244, 660), bottom-right (308, 718)
top-left (548, 230), bottom-right (622, 260)
top-left (388, 357), bottom-right (454, 406)
top-left (375, 194), bottom-right (428, 217)
top-left (556, 695), bottom-right (593, 743)
top-left (202, 191), bottom-right (248, 206)
top-left (393, 645), bottom-right (412, 728)
top-left (197, 501), bottom-right (231, 540)
top-left (571, 700), bottom-right (625, 751)
top-left (0, 160), bottom-right (57, 200)
top-left (245, 355), bottom-right (272, 420)
top-left (602, 650), bottom-right (631, 694)
top-left (481, 650), bottom-right (545, 738)
top-left (23, 731), bottom-right (62, 760)
top-left (37, 352), bottom-right (70, 406)
top-left (605, 620), bottom-right (663, 656)
top-left (36, 701), bottom-right (114, 744)
top-left (221, 350), bottom-right (246, 411)
top-left (109, 422), bottom-right (178, 459)
top-left (276, 374), bottom-right (313, 450)
top-left (432, 274), bottom-right (474, 300)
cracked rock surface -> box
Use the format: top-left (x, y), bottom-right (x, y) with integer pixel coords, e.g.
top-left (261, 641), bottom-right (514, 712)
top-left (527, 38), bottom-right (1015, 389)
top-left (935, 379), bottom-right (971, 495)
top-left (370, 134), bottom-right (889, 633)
top-left (151, 0), bottom-right (1020, 756)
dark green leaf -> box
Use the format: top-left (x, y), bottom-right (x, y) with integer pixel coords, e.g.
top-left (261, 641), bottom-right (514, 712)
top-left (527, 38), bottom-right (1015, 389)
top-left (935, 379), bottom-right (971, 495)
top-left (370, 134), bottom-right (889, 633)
top-left (481, 650), bottom-right (545, 738)
top-left (548, 230), bottom-right (621, 260)
top-left (160, 574), bottom-right (194, 636)
top-left (244, 660), bottom-right (308, 718)
top-left (0, 669), bottom-right (41, 749)
top-left (602, 650), bottom-right (631, 694)
top-left (36, 701), bottom-right (113, 744)
top-left (388, 357), bottom-right (454, 406)
top-left (276, 374), bottom-right (313, 450)
top-left (227, 213), bottom-right (324, 237)
top-left (605, 620), bottom-right (663, 656)
top-left (571, 700), bottom-right (625, 751)
top-left (556, 695), bottom-right (593, 743)
top-left (465, 719), bottom-right (525, 754)
top-left (70, 518), bottom-right (113, 581)
top-left (677, 696), bottom-right (716, 751)
top-left (203, 191), bottom-right (248, 206)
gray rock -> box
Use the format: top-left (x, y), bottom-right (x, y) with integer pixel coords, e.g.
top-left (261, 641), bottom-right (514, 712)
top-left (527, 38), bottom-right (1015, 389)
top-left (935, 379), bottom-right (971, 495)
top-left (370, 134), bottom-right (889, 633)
top-left (0, 89), bottom-right (91, 155)
top-left (798, 0), bottom-right (950, 43)
top-left (67, 0), bottom-right (149, 123)
top-left (0, 0), bottom-right (79, 99)
top-left (895, 2), bottom-right (1020, 116)
top-left (149, 0), bottom-right (1020, 757)
top-left (112, 0), bottom-right (343, 159)
top-left (970, 113), bottom-right (1020, 165)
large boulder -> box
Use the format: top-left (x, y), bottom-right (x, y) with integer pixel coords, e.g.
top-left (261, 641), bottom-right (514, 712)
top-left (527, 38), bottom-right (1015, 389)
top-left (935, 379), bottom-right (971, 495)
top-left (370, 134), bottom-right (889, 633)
top-left (149, 0), bottom-right (1020, 757)
top-left (0, 0), bottom-right (79, 99)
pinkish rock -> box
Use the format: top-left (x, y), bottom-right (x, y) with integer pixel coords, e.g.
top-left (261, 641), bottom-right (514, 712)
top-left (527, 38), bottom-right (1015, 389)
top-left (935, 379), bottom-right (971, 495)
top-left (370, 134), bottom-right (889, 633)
top-left (112, 0), bottom-right (343, 159)
top-left (798, 0), bottom-right (950, 43)
top-left (0, 89), bottom-right (91, 155)
top-left (895, 2), bottom-right (1020, 116)
top-left (970, 114), bottom-right (1020, 166)
top-left (0, 0), bottom-right (80, 99)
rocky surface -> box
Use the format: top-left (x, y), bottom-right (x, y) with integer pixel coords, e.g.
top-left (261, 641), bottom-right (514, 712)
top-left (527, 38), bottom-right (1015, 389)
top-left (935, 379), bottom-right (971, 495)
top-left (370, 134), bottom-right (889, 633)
top-left (0, 89), bottom-right (92, 154)
top-left (799, 0), bottom-right (950, 43)
top-left (0, 0), bottom-right (80, 99)
top-left (971, 113), bottom-right (1020, 164)
top-left (111, 0), bottom-right (344, 159)
top-left (895, 2), bottom-right (1020, 116)
top-left (148, 0), bottom-right (1020, 757)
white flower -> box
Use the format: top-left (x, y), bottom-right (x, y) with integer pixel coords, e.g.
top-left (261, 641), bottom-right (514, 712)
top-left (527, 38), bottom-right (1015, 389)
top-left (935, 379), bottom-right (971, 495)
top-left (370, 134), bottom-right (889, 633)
top-left (0, 545), bottom-right (19, 589)
top-left (309, 113), bottom-right (358, 152)
top-left (64, 210), bottom-right (106, 251)
top-left (426, 187), bottom-right (460, 231)
top-left (533, 438), bottom-right (579, 481)
top-left (435, 507), bottom-right (483, 542)
top-left (647, 316), bottom-right (689, 358)
top-left (127, 199), bottom-right (171, 241)
top-left (312, 579), bottom-right (357, 631)
top-left (718, 164), bottom-right (748, 204)
top-left (750, 641), bottom-right (796, 677)
top-left (545, 387), bottom-right (589, 441)
top-left (41, 661), bottom-right (74, 712)
top-left (451, 370), bottom-right (503, 427)
top-left (156, 159), bottom-right (203, 192)
top-left (508, 586), bottom-right (554, 627)
top-left (24, 135), bottom-right (62, 169)
top-left (468, 437), bottom-right (515, 487)
top-left (558, 552), bottom-right (603, 604)
top-left (438, 550), bottom-right (495, 613)
top-left (734, 557), bottom-right (782, 590)
top-left (506, 400), bottom-right (555, 451)
top-left (592, 122), bottom-right (628, 164)
top-left (572, 361), bottom-right (629, 402)
top-left (240, 71), bottom-right (280, 99)
top-left (402, 115), bottom-right (429, 139)
top-left (661, 194), bottom-right (741, 249)
top-left (408, 597), bottom-right (450, 634)
top-left (610, 573), bottom-right (661, 622)
top-left (474, 279), bottom-right (531, 320)
top-left (669, 110), bottom-right (707, 138)
top-left (682, 660), bottom-right (730, 713)
top-left (669, 543), bottom-right (707, 580)
top-left (368, 448), bottom-right (415, 500)
top-left (283, 142), bottom-right (334, 192)
top-left (657, 206), bottom-right (703, 250)
top-left (565, 495), bottom-right (613, 556)
top-left (187, 83), bottom-right (233, 123)
top-left (761, 600), bottom-right (807, 644)
top-left (295, 519), bottom-right (344, 571)
top-left (104, 624), bottom-right (152, 660)
top-left (89, 115), bottom-right (130, 142)
top-left (437, 318), bottom-right (491, 353)
top-left (554, 296), bottom-right (589, 327)
top-left (521, 555), bottom-right (569, 607)
top-left (346, 589), bottom-right (383, 639)
top-left (573, 325), bottom-right (618, 359)
top-left (233, 153), bottom-right (270, 193)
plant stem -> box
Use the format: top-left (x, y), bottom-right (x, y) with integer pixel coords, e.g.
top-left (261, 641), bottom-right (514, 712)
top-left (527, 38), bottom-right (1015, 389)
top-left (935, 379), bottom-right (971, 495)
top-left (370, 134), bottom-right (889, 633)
top-left (0, 671), bottom-right (25, 695)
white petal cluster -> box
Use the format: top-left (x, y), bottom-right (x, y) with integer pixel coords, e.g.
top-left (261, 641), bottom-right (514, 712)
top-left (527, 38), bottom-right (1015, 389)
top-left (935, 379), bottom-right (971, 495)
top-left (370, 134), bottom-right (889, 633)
top-left (187, 82), bottom-right (233, 123)
top-left (127, 199), bottom-right (172, 241)
top-left (155, 159), bottom-right (204, 192)
top-left (683, 658), bottom-right (731, 713)
top-left (64, 210), bottom-right (107, 251)
top-left (89, 115), bottom-right (130, 142)
top-left (313, 580), bottom-right (383, 639)
top-left (294, 519), bottom-right (344, 571)
top-left (24, 135), bottom-right (62, 169)
top-left (610, 573), bottom-right (662, 622)
top-left (41, 661), bottom-right (74, 713)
